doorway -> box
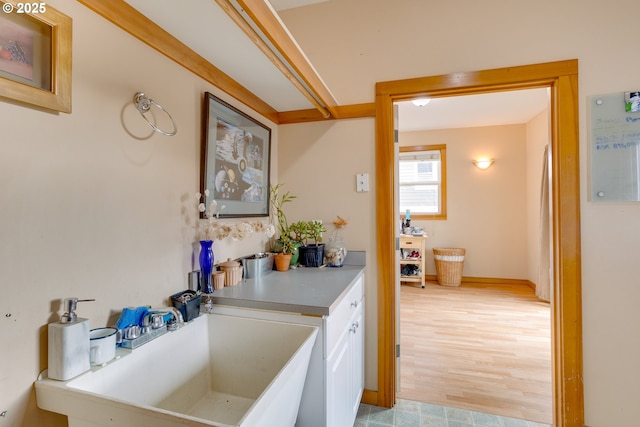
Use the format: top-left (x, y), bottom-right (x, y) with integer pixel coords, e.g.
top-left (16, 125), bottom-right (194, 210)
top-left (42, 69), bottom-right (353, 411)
top-left (374, 60), bottom-right (583, 427)
top-left (394, 89), bottom-right (553, 423)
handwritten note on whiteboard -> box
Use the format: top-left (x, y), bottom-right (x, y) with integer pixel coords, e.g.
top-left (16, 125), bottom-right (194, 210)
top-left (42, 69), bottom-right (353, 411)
top-left (590, 92), bottom-right (640, 201)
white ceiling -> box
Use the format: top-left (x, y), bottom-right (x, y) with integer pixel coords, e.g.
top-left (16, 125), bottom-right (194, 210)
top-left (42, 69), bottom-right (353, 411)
top-left (124, 0), bottom-right (314, 111)
top-left (397, 88), bottom-right (550, 132)
top-left (269, 0), bottom-right (328, 11)
top-left (122, 1), bottom-right (549, 130)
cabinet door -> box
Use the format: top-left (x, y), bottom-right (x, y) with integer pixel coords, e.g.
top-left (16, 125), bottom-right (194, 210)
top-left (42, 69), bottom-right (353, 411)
top-left (349, 305), bottom-right (364, 420)
top-left (326, 330), bottom-right (350, 427)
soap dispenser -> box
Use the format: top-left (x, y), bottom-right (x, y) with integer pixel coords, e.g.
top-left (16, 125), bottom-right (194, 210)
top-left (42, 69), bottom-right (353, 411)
top-left (48, 297), bottom-right (93, 381)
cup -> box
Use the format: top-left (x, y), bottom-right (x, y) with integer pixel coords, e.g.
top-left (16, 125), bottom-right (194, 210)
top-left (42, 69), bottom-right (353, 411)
top-left (212, 271), bottom-right (225, 290)
top-left (89, 327), bottom-right (117, 366)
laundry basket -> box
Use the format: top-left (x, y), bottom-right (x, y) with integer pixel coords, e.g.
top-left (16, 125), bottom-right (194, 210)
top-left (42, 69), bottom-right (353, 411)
top-left (433, 248), bottom-right (466, 287)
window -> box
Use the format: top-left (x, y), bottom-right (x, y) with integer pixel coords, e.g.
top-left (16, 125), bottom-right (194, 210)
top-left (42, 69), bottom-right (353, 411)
top-left (398, 144), bottom-right (447, 220)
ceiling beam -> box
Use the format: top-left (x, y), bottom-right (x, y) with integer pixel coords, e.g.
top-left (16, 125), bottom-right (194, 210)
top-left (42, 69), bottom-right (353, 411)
top-left (236, 0), bottom-right (339, 117)
top-left (278, 103), bottom-right (375, 124)
top-left (76, 0), bottom-right (280, 123)
top-left (216, 0), bottom-right (331, 118)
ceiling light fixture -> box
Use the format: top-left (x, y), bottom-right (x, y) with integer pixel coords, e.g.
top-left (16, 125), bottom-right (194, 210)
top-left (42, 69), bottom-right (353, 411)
top-left (473, 158), bottom-right (494, 170)
top-left (411, 98), bottom-right (430, 107)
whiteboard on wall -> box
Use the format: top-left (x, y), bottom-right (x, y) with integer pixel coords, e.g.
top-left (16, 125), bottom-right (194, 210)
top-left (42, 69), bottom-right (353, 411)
top-left (589, 92), bottom-right (640, 202)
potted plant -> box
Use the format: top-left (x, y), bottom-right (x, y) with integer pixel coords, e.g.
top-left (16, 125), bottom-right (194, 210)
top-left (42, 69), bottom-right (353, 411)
top-left (269, 184), bottom-right (301, 267)
top-left (274, 234), bottom-right (294, 271)
top-left (288, 220), bottom-right (308, 243)
top-left (300, 220), bottom-right (326, 267)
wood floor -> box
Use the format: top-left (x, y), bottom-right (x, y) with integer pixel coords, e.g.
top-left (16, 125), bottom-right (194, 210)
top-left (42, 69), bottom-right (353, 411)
top-left (398, 281), bottom-right (552, 425)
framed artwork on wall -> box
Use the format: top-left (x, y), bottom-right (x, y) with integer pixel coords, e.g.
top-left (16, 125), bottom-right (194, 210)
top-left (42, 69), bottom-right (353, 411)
top-left (0, 1), bottom-right (72, 113)
top-left (200, 92), bottom-right (271, 218)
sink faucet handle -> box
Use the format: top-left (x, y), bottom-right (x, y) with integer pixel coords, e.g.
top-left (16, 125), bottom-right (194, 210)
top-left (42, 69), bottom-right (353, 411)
top-left (151, 313), bottom-right (165, 329)
top-left (141, 314), bottom-right (151, 334)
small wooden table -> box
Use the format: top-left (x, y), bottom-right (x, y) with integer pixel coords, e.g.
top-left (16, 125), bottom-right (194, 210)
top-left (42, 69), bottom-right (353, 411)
top-left (399, 235), bottom-right (427, 288)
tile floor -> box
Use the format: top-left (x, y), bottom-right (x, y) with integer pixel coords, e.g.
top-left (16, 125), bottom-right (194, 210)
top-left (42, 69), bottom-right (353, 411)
top-left (354, 399), bottom-right (551, 427)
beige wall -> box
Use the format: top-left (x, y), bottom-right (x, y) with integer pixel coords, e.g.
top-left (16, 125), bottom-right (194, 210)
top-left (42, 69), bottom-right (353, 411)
top-left (3, 0), bottom-right (639, 426)
top-left (400, 125), bottom-right (529, 279)
top-left (280, 1), bottom-right (640, 425)
top-left (277, 118), bottom-right (377, 388)
top-left (526, 110), bottom-right (552, 286)
top-left (0, 2), bottom-right (272, 425)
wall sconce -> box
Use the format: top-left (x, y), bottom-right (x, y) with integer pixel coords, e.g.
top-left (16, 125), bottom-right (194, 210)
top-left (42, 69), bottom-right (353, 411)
top-left (473, 158), bottom-right (494, 170)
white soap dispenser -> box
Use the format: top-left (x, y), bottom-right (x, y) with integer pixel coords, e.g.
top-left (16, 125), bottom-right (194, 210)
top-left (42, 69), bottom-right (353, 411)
top-left (48, 297), bottom-right (93, 381)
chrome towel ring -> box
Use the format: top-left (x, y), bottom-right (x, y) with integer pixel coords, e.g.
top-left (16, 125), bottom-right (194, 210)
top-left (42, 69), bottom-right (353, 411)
top-left (133, 92), bottom-right (177, 136)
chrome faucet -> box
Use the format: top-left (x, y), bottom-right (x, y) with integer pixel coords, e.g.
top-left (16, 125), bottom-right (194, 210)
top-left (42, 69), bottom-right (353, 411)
top-left (147, 307), bottom-right (184, 331)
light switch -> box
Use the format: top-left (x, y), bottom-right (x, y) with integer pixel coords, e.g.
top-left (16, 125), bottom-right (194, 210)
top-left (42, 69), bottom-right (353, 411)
top-left (356, 173), bottom-right (369, 192)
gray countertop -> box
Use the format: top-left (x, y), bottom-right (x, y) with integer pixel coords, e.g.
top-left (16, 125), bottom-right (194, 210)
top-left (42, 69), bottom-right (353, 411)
top-left (211, 265), bottom-right (365, 316)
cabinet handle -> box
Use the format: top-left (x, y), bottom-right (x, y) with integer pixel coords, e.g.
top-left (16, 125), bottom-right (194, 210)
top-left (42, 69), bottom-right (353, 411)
top-left (351, 301), bottom-right (359, 308)
top-left (350, 321), bottom-right (359, 333)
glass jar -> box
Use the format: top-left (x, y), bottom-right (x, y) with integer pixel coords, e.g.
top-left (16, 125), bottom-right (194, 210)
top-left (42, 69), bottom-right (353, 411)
top-left (325, 237), bottom-right (347, 267)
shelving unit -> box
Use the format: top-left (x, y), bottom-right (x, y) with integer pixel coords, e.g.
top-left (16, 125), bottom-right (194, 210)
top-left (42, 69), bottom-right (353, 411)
top-left (400, 235), bottom-right (427, 288)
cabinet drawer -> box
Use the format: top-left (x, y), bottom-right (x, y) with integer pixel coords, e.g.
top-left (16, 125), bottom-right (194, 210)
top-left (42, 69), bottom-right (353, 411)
top-left (325, 275), bottom-right (364, 358)
top-left (400, 237), bottom-right (422, 248)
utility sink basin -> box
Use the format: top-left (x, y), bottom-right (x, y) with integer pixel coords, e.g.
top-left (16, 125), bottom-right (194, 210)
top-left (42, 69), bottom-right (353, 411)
top-left (35, 313), bottom-right (318, 427)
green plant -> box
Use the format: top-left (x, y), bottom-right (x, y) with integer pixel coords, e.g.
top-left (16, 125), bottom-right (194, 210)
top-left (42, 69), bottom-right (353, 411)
top-left (306, 220), bottom-right (326, 245)
top-left (278, 234), bottom-right (295, 255)
top-left (288, 221), bottom-right (308, 243)
top-left (269, 183), bottom-right (296, 238)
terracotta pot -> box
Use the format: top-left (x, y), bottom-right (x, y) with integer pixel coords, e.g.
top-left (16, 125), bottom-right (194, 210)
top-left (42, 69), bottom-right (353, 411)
top-left (274, 253), bottom-right (292, 271)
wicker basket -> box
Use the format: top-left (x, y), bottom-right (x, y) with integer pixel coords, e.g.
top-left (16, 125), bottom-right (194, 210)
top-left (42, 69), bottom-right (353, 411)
top-left (433, 248), bottom-right (466, 287)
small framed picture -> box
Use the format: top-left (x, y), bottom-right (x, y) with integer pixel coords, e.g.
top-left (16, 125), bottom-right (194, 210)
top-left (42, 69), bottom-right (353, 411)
top-left (0, 1), bottom-right (72, 113)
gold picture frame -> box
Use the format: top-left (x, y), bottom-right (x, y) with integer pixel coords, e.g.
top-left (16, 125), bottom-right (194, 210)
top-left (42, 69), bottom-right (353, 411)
top-left (0, 1), bottom-right (71, 113)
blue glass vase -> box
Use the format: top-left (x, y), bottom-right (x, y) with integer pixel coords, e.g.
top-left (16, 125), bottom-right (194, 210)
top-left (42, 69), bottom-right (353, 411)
top-left (199, 240), bottom-right (214, 294)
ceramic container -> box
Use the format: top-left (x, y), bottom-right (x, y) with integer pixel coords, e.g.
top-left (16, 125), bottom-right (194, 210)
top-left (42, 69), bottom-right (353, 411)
top-left (220, 258), bottom-right (242, 286)
top-left (212, 271), bottom-right (226, 290)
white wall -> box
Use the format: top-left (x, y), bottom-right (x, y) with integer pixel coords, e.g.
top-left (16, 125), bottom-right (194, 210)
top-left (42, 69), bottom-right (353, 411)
top-left (0, 2), bottom-right (273, 425)
top-left (400, 125), bottom-right (529, 279)
top-left (280, 1), bottom-right (640, 425)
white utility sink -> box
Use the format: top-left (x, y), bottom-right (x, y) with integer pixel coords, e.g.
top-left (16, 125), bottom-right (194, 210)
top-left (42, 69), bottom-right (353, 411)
top-left (35, 313), bottom-right (318, 427)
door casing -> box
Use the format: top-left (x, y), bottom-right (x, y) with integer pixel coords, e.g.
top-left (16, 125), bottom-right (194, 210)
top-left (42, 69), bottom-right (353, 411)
top-left (374, 59), bottom-right (583, 427)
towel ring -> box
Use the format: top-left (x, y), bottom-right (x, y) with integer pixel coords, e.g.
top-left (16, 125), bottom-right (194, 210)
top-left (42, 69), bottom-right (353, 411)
top-left (133, 92), bottom-right (177, 136)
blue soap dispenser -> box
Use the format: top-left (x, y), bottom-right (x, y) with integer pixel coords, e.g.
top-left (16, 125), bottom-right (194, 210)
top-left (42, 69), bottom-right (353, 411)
top-left (48, 297), bottom-right (94, 381)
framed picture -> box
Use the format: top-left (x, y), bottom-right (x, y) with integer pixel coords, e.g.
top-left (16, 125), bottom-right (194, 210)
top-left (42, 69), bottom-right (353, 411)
top-left (200, 92), bottom-right (271, 218)
top-left (0, 1), bottom-right (71, 113)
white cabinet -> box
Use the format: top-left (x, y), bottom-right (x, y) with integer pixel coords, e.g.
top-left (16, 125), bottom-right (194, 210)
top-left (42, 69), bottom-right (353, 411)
top-left (349, 306), bottom-right (364, 419)
top-left (326, 283), bottom-right (364, 427)
top-left (212, 272), bottom-right (365, 427)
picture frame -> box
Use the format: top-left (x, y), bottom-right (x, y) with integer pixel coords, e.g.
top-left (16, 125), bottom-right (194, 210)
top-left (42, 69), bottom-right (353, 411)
top-left (0, 1), bottom-right (72, 113)
top-left (200, 92), bottom-right (271, 218)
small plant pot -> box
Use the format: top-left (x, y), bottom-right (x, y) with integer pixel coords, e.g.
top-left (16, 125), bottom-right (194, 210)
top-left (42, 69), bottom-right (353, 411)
top-left (274, 239), bottom-right (302, 266)
top-left (274, 253), bottom-right (292, 271)
top-left (300, 244), bottom-right (325, 267)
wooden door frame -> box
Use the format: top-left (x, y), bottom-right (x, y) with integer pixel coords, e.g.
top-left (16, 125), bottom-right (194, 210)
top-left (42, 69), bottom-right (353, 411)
top-left (374, 59), bottom-right (583, 427)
